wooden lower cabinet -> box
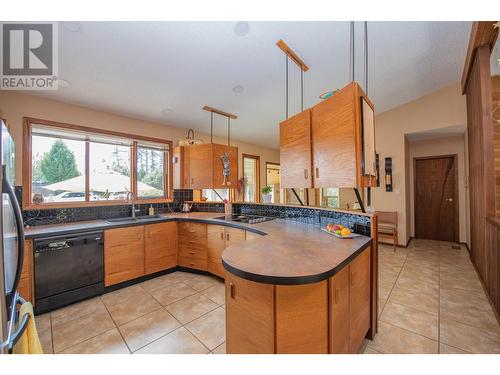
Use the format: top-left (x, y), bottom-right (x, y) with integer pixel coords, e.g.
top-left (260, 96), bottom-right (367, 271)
top-left (104, 226), bottom-right (145, 286)
top-left (18, 239), bottom-right (34, 303)
top-left (225, 272), bottom-right (275, 354)
top-left (329, 266), bottom-right (350, 353)
top-left (178, 222), bottom-right (208, 271)
top-left (207, 225), bottom-right (225, 277)
top-left (145, 222), bottom-right (177, 274)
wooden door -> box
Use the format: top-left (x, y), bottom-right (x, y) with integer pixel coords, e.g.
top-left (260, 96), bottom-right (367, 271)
top-left (279, 110), bottom-right (313, 188)
top-left (104, 226), bottom-right (145, 286)
top-left (213, 144), bottom-right (239, 188)
top-left (145, 222), bottom-right (177, 274)
top-left (225, 273), bottom-right (275, 353)
top-left (349, 248), bottom-right (370, 353)
top-left (329, 266), bottom-right (350, 354)
top-left (311, 83), bottom-right (357, 188)
top-left (189, 144), bottom-right (213, 188)
top-left (207, 225), bottom-right (225, 278)
top-left (415, 156), bottom-right (458, 242)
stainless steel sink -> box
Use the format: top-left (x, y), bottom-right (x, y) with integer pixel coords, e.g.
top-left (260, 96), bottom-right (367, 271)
top-left (105, 214), bottom-right (164, 224)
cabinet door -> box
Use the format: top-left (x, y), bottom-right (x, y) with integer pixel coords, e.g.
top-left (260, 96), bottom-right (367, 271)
top-left (145, 222), bottom-right (177, 275)
top-left (207, 225), bottom-right (225, 278)
top-left (224, 227), bottom-right (246, 246)
top-left (19, 239), bottom-right (33, 303)
top-left (189, 144), bottom-right (213, 188)
top-left (213, 144), bottom-right (239, 188)
top-left (104, 226), bottom-right (145, 286)
top-left (329, 266), bottom-right (350, 353)
top-left (225, 273), bottom-right (275, 353)
top-left (311, 83), bottom-right (357, 188)
top-left (173, 146), bottom-right (190, 189)
top-left (349, 248), bottom-right (371, 353)
top-left (279, 110), bottom-right (313, 188)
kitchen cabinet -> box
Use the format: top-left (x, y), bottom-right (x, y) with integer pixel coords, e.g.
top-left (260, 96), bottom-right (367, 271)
top-left (187, 143), bottom-right (238, 189)
top-left (329, 266), bottom-right (350, 353)
top-left (173, 146), bottom-right (190, 189)
top-left (207, 225), bottom-right (247, 278)
top-left (18, 239), bottom-right (33, 303)
top-left (348, 247), bottom-right (371, 353)
top-left (279, 81), bottom-right (376, 188)
top-left (145, 222), bottom-right (177, 274)
top-left (178, 222), bottom-right (208, 271)
top-left (104, 226), bottom-right (145, 286)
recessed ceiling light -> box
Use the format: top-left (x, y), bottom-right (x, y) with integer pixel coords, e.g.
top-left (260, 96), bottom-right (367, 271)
top-left (232, 85), bottom-right (244, 94)
top-left (234, 22), bottom-right (250, 37)
top-left (61, 22), bottom-right (82, 33)
top-left (161, 108), bottom-right (174, 116)
top-left (56, 78), bottom-right (70, 88)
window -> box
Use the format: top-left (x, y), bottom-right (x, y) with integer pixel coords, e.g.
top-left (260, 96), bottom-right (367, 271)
top-left (243, 154), bottom-right (260, 202)
top-left (265, 163), bottom-right (280, 203)
top-left (202, 189), bottom-right (230, 202)
top-left (25, 118), bottom-right (172, 208)
top-left (321, 188), bottom-right (340, 208)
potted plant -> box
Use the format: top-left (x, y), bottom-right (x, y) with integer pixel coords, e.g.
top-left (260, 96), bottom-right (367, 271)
top-left (261, 186), bottom-right (273, 203)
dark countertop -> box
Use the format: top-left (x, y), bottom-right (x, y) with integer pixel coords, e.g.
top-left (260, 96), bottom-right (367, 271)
top-left (24, 212), bottom-right (372, 285)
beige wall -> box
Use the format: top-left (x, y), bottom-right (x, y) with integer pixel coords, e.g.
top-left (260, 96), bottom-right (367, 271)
top-left (0, 91), bottom-right (280, 197)
top-left (372, 82), bottom-right (468, 245)
top-left (408, 135), bottom-right (469, 244)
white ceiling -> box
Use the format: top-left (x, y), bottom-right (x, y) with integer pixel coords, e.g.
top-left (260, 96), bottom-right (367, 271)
top-left (33, 21), bottom-right (471, 149)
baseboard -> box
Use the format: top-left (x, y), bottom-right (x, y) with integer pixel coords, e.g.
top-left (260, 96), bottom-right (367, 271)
top-left (378, 237), bottom-right (412, 248)
top-left (459, 241), bottom-right (471, 253)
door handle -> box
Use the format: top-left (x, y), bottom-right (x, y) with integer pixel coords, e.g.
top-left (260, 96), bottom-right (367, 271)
top-left (226, 233), bottom-right (230, 241)
top-left (445, 198), bottom-right (453, 202)
top-left (304, 169), bottom-right (308, 179)
top-left (229, 282), bottom-right (235, 299)
top-left (315, 168), bottom-right (319, 178)
top-left (220, 232), bottom-right (224, 240)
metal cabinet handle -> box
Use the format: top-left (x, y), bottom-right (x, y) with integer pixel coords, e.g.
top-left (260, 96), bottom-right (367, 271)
top-left (304, 169), bottom-right (308, 179)
top-left (230, 282), bottom-right (235, 299)
top-left (226, 233), bottom-right (229, 241)
top-left (315, 168), bottom-right (319, 178)
top-left (220, 232), bottom-right (224, 240)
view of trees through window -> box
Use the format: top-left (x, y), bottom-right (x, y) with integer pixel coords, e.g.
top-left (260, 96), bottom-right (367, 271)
top-left (30, 125), bottom-right (169, 204)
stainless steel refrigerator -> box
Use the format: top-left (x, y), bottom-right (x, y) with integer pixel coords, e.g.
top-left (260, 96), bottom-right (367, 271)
top-left (0, 120), bottom-right (26, 354)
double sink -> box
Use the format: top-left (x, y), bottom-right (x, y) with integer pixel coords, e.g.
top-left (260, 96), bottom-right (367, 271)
top-left (105, 214), bottom-right (165, 224)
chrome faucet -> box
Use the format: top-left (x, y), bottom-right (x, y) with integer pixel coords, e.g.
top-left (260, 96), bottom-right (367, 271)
top-left (126, 191), bottom-right (139, 219)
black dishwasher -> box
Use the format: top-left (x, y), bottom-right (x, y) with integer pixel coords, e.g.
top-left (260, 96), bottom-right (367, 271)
top-left (34, 231), bottom-right (104, 314)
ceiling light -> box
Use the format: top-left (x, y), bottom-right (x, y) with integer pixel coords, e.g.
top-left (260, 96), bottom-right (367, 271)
top-left (234, 22), bottom-right (250, 37)
top-left (61, 22), bottom-right (82, 33)
top-left (56, 78), bottom-right (70, 88)
top-left (161, 108), bottom-right (174, 116)
top-left (232, 85), bottom-right (244, 94)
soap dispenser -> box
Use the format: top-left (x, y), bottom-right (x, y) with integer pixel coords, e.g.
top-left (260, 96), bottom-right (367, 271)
top-left (148, 205), bottom-right (155, 216)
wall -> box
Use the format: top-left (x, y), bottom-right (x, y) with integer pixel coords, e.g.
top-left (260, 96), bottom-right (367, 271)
top-left (408, 135), bottom-right (469, 244)
top-left (372, 82), bottom-right (468, 245)
top-left (0, 91), bottom-right (280, 197)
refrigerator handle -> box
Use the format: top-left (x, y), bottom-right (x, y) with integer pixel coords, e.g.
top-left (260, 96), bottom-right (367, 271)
top-left (2, 166), bottom-right (25, 304)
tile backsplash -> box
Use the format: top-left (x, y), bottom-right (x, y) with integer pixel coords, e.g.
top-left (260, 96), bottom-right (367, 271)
top-left (17, 187), bottom-right (371, 235)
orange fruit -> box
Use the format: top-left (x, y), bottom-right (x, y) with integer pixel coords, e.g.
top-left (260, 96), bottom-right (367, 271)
top-left (340, 228), bottom-right (351, 236)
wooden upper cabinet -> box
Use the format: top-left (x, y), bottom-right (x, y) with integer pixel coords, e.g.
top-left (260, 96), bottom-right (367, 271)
top-left (145, 222), bottom-right (177, 275)
top-left (173, 146), bottom-right (190, 189)
top-left (188, 143), bottom-right (238, 189)
top-left (280, 110), bottom-right (313, 188)
top-left (349, 247), bottom-right (371, 353)
top-left (279, 82), bottom-right (376, 188)
top-left (104, 226), bottom-right (145, 286)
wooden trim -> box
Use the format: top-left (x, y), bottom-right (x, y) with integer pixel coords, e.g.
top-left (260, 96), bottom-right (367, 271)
top-left (202, 106), bottom-right (237, 120)
top-left (461, 21), bottom-right (499, 94)
top-left (242, 153), bottom-right (261, 203)
top-left (22, 117), bottom-right (174, 209)
top-left (276, 39), bottom-right (309, 72)
top-left (368, 214), bottom-right (378, 339)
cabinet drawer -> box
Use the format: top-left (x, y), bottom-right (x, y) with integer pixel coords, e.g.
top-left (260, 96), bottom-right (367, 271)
top-left (178, 245), bottom-right (207, 260)
top-left (178, 255), bottom-right (207, 271)
top-left (178, 222), bottom-right (207, 238)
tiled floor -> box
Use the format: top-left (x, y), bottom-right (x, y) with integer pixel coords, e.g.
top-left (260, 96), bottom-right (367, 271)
top-left (34, 239), bottom-right (500, 354)
top-left (365, 239), bottom-right (500, 354)
top-left (35, 271), bottom-right (226, 354)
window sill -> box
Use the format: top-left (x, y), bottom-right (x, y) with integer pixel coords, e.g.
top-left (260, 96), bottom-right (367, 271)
top-left (23, 198), bottom-right (174, 211)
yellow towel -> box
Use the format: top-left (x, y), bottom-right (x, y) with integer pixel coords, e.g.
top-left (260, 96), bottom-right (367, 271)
top-left (13, 301), bottom-right (43, 354)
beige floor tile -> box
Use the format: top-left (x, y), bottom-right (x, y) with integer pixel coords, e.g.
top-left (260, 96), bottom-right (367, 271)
top-left (61, 328), bottom-right (129, 354)
top-left (367, 321), bottom-right (438, 354)
top-left (200, 283), bottom-right (225, 305)
top-left (102, 284), bottom-right (145, 306)
top-left (52, 308), bottom-right (115, 353)
top-left (148, 281), bottom-right (198, 306)
top-left (118, 309), bottom-right (181, 352)
top-left (439, 343), bottom-right (471, 354)
top-left (162, 271), bottom-right (198, 283)
top-left (212, 342), bottom-right (226, 354)
top-left (134, 327), bottom-right (209, 354)
top-left (105, 292), bottom-right (162, 326)
top-left (380, 301), bottom-right (438, 340)
top-left (363, 346), bottom-right (382, 354)
top-left (182, 273), bottom-right (224, 292)
top-left (35, 313), bottom-right (51, 332)
top-left (440, 287), bottom-right (499, 332)
top-left (166, 293), bottom-right (219, 324)
top-left (185, 307), bottom-right (225, 350)
top-left (440, 271), bottom-right (484, 293)
top-left (140, 274), bottom-right (180, 292)
top-left (379, 270), bottom-right (399, 286)
top-left (388, 282), bottom-right (439, 315)
top-left (38, 326), bottom-right (53, 354)
top-left (51, 297), bottom-right (107, 326)
top-left (440, 319), bottom-right (500, 354)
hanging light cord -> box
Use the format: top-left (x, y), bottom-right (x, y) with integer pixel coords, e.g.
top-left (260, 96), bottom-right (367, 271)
top-left (364, 21), bottom-right (368, 95)
top-left (210, 111), bottom-right (214, 143)
top-left (301, 69), bottom-right (304, 112)
top-left (227, 117), bottom-right (231, 146)
top-left (285, 54), bottom-right (289, 119)
top-left (350, 21), bottom-right (355, 82)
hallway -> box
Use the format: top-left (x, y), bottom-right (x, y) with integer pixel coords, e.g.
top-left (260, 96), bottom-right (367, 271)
top-left (366, 239), bottom-right (500, 353)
